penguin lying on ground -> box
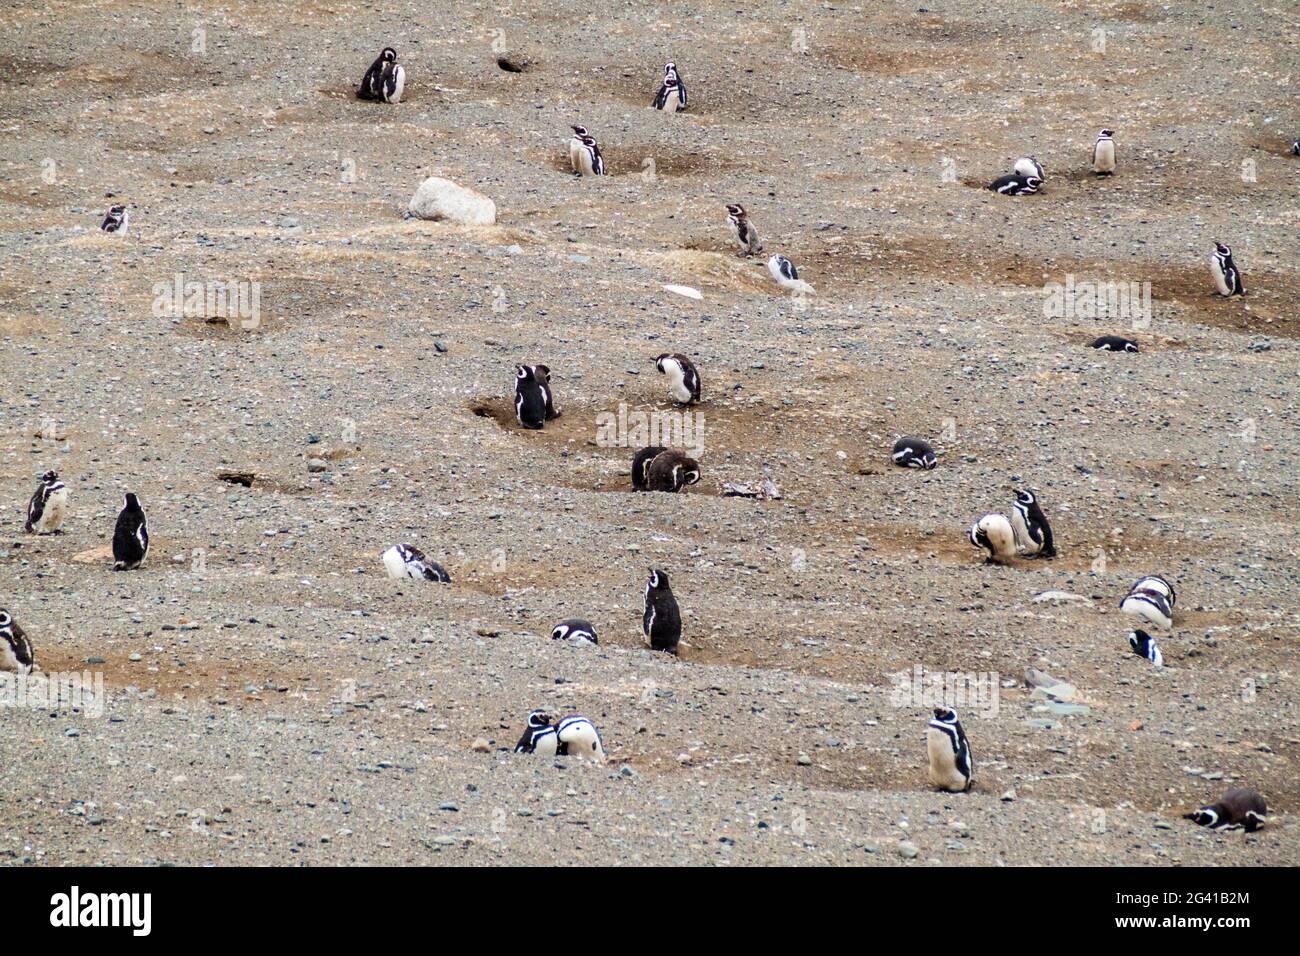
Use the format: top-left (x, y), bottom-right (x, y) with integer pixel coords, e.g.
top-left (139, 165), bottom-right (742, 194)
top-left (381, 544), bottom-right (451, 582)
top-left (1185, 788), bottom-right (1266, 832)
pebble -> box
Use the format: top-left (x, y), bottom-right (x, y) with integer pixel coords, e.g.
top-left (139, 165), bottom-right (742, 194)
top-left (898, 840), bottom-right (919, 859)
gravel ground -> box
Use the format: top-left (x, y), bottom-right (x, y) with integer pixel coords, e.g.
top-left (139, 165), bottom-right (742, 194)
top-left (1, 0), bottom-right (1296, 866)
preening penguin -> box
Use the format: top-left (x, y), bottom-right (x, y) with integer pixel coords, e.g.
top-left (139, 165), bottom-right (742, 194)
top-left (1209, 241), bottom-right (1244, 296)
top-left (568, 125), bottom-right (589, 173)
top-left (1010, 488), bottom-right (1056, 558)
top-left (968, 513), bottom-right (1017, 563)
top-left (1131, 574), bottom-right (1175, 608)
top-left (891, 436), bottom-right (937, 470)
top-left (514, 710), bottom-right (559, 756)
top-left (726, 204), bottom-right (762, 256)
top-left (988, 174), bottom-right (1042, 195)
top-left (0, 609), bottom-right (36, 675)
top-left (551, 618), bottom-right (598, 646)
top-left (381, 543), bottom-right (451, 582)
top-left (1013, 156), bottom-right (1044, 180)
top-left (1127, 629), bottom-right (1163, 667)
top-left (768, 254), bottom-right (815, 295)
top-left (643, 568), bottom-right (682, 654)
top-left (1091, 335), bottom-right (1139, 353)
top-left (111, 492), bottom-right (149, 571)
top-left (646, 449), bottom-right (701, 493)
top-left (1120, 587), bottom-right (1173, 630)
top-left (1091, 129), bottom-right (1116, 175)
top-left (631, 446), bottom-right (668, 491)
top-left (927, 707), bottom-right (973, 793)
top-left (25, 470), bottom-right (68, 534)
top-left (100, 204), bottom-right (129, 235)
top-left (555, 714), bottom-right (606, 762)
top-left (655, 353), bottom-right (701, 404)
top-left (357, 47), bottom-right (405, 103)
top-left (1185, 788), bottom-right (1267, 832)
top-left (514, 363), bottom-right (558, 429)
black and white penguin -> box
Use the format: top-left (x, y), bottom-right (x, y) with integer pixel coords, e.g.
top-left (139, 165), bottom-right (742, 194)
top-left (726, 203), bottom-right (762, 256)
top-left (968, 513), bottom-right (1016, 562)
top-left (111, 492), bottom-right (148, 571)
top-left (0, 609), bottom-right (36, 675)
top-left (1120, 586), bottom-right (1173, 630)
top-left (100, 204), bottom-right (129, 235)
top-left (1131, 574), bottom-right (1176, 608)
top-left (24, 470), bottom-right (68, 534)
top-left (926, 707), bottom-right (973, 793)
top-left (655, 353), bottom-right (701, 405)
top-left (568, 125), bottom-right (590, 174)
top-left (988, 174), bottom-right (1042, 196)
top-left (643, 568), bottom-right (681, 654)
top-left (357, 47), bottom-right (405, 103)
top-left (514, 710), bottom-right (559, 756)
top-left (1209, 241), bottom-right (1244, 297)
top-left (631, 446), bottom-right (667, 491)
top-left (1091, 335), bottom-right (1139, 353)
top-left (652, 62), bottom-right (687, 112)
top-left (1010, 488), bottom-right (1056, 558)
top-left (646, 450), bottom-right (700, 493)
top-left (555, 714), bottom-right (606, 762)
top-left (891, 436), bottom-right (937, 470)
top-left (551, 618), bottom-right (598, 646)
top-left (1185, 788), bottom-right (1267, 832)
top-left (768, 254), bottom-right (815, 294)
top-left (1092, 129), bottom-right (1116, 175)
top-left (1127, 629), bottom-right (1163, 667)
top-left (1292, 139), bottom-right (1299, 157)
top-left (381, 543), bottom-right (451, 582)
top-left (1013, 156), bottom-right (1044, 180)
top-left (577, 134), bottom-right (606, 176)
top-left (514, 364), bottom-right (557, 429)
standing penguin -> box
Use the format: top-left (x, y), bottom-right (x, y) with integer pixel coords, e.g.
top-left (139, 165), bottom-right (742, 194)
top-left (111, 493), bottom-right (149, 571)
top-left (551, 619), bottom-right (598, 646)
top-left (1091, 129), bottom-right (1116, 175)
top-left (357, 47), bottom-right (406, 103)
top-left (0, 609), bottom-right (36, 675)
top-left (1010, 488), bottom-right (1056, 558)
top-left (568, 125), bottom-right (590, 174)
top-left (891, 436), bottom-right (937, 470)
top-left (555, 714), bottom-right (606, 762)
top-left (514, 710), bottom-right (559, 756)
top-left (927, 707), bottom-right (973, 792)
top-left (652, 62), bottom-right (687, 112)
top-left (1209, 241), bottom-right (1244, 296)
top-left (725, 203), bottom-right (763, 256)
top-left (100, 204), bottom-right (129, 235)
top-left (968, 513), bottom-right (1017, 563)
top-left (642, 569), bottom-right (681, 654)
top-left (24, 470), bottom-right (68, 534)
top-left (1185, 788), bottom-right (1267, 832)
top-left (577, 134), bottom-right (606, 176)
top-left (514, 364), bottom-right (558, 430)
top-left (654, 353), bottom-right (701, 405)
top-left (646, 450), bottom-right (700, 492)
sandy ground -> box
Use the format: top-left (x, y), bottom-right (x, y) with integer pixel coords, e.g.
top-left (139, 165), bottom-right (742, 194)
top-left (0, 0), bottom-right (1297, 865)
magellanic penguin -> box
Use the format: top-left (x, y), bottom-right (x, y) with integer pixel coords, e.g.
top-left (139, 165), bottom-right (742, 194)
top-left (551, 618), bottom-right (598, 646)
top-left (1209, 241), bottom-right (1244, 297)
top-left (1185, 788), bottom-right (1267, 832)
top-left (1131, 574), bottom-right (1176, 608)
top-left (381, 543), bottom-right (451, 582)
top-left (1091, 129), bottom-right (1116, 175)
top-left (568, 125), bottom-right (590, 174)
top-left (1013, 156), bottom-right (1044, 180)
top-left (1128, 629), bottom-right (1163, 667)
top-left (927, 707), bottom-right (973, 793)
top-left (643, 568), bottom-right (682, 654)
top-left (646, 449), bottom-right (701, 493)
top-left (1091, 335), bottom-right (1139, 353)
top-left (111, 492), bottom-right (149, 571)
top-left (100, 204), bottom-right (129, 235)
top-left (577, 134), bottom-right (606, 176)
top-left (555, 714), bottom-right (606, 762)
top-left (988, 173), bottom-right (1042, 196)
top-left (1120, 586), bottom-right (1173, 630)
top-left (0, 609), bottom-right (36, 675)
top-left (652, 62), bottom-right (687, 112)
top-left (655, 353), bottom-right (701, 405)
top-left (1010, 488), bottom-right (1056, 558)
top-left (514, 710), bottom-right (559, 756)
top-left (968, 513), bottom-right (1017, 563)
top-left (514, 364), bottom-right (558, 429)
top-left (726, 204), bottom-right (762, 256)
top-left (25, 470), bottom-right (68, 534)
top-left (768, 254), bottom-right (815, 295)
top-left (891, 436), bottom-right (937, 470)
top-left (357, 47), bottom-right (406, 103)
top-left (632, 446), bottom-right (668, 491)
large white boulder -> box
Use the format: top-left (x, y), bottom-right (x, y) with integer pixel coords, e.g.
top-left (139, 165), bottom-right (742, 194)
top-left (407, 177), bottom-right (497, 226)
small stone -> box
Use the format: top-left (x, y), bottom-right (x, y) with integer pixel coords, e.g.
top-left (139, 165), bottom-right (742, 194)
top-left (470, 737), bottom-right (491, 753)
top-left (796, 754), bottom-right (812, 766)
top-left (898, 840), bottom-right (919, 859)
top-left (307, 458), bottom-right (328, 473)
top-left (1000, 789), bottom-right (1017, 802)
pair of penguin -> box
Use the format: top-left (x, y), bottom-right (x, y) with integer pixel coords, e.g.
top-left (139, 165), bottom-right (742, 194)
top-left (357, 47), bottom-right (405, 103)
top-left (1185, 788), bottom-right (1267, 832)
top-left (631, 447), bottom-right (700, 493)
top-left (969, 489), bottom-right (1055, 562)
top-left (989, 155), bottom-right (1045, 196)
top-left (891, 436), bottom-right (937, 470)
top-left (514, 710), bottom-right (606, 762)
top-left (0, 609), bottom-right (36, 675)
top-left (514, 364), bottom-right (560, 429)
top-left (651, 62), bottom-right (687, 112)
top-left (381, 543), bottom-right (451, 582)
top-left (1210, 241), bottom-right (1245, 297)
top-left (927, 707), bottom-right (973, 792)
top-left (100, 204), bottom-right (129, 235)
top-left (567, 125), bottom-right (605, 176)
top-left (1121, 573), bottom-right (1175, 630)
top-left (25, 475), bottom-right (146, 569)
top-left (25, 470), bottom-right (68, 534)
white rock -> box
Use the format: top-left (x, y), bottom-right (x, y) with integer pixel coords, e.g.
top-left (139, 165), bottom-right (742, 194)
top-left (407, 177), bottom-right (497, 225)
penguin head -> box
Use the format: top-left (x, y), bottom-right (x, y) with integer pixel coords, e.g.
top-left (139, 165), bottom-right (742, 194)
top-left (726, 203), bottom-right (746, 218)
top-left (1099, 128), bottom-right (1114, 138)
top-left (1122, 340), bottom-right (1139, 353)
top-left (1213, 241), bottom-right (1231, 257)
top-left (515, 364), bottom-right (533, 382)
top-left (0, 609), bottom-right (11, 631)
top-left (123, 492), bottom-right (141, 511)
top-left (673, 461), bottom-right (701, 490)
top-left (551, 623), bottom-right (570, 640)
top-left (1184, 807), bottom-right (1218, 827)
top-left (381, 47), bottom-right (397, 62)
top-left (932, 707), bottom-right (959, 725)
top-left (571, 124), bottom-right (588, 137)
top-left (1024, 176), bottom-right (1043, 189)
top-left (654, 353), bottom-right (677, 375)
top-left (526, 710), bottom-right (553, 729)
top-left (647, 568), bottom-right (670, 591)
top-left (664, 62), bottom-right (677, 77)
top-left (41, 470), bottom-right (59, 484)
top-left (1014, 488), bottom-right (1038, 507)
